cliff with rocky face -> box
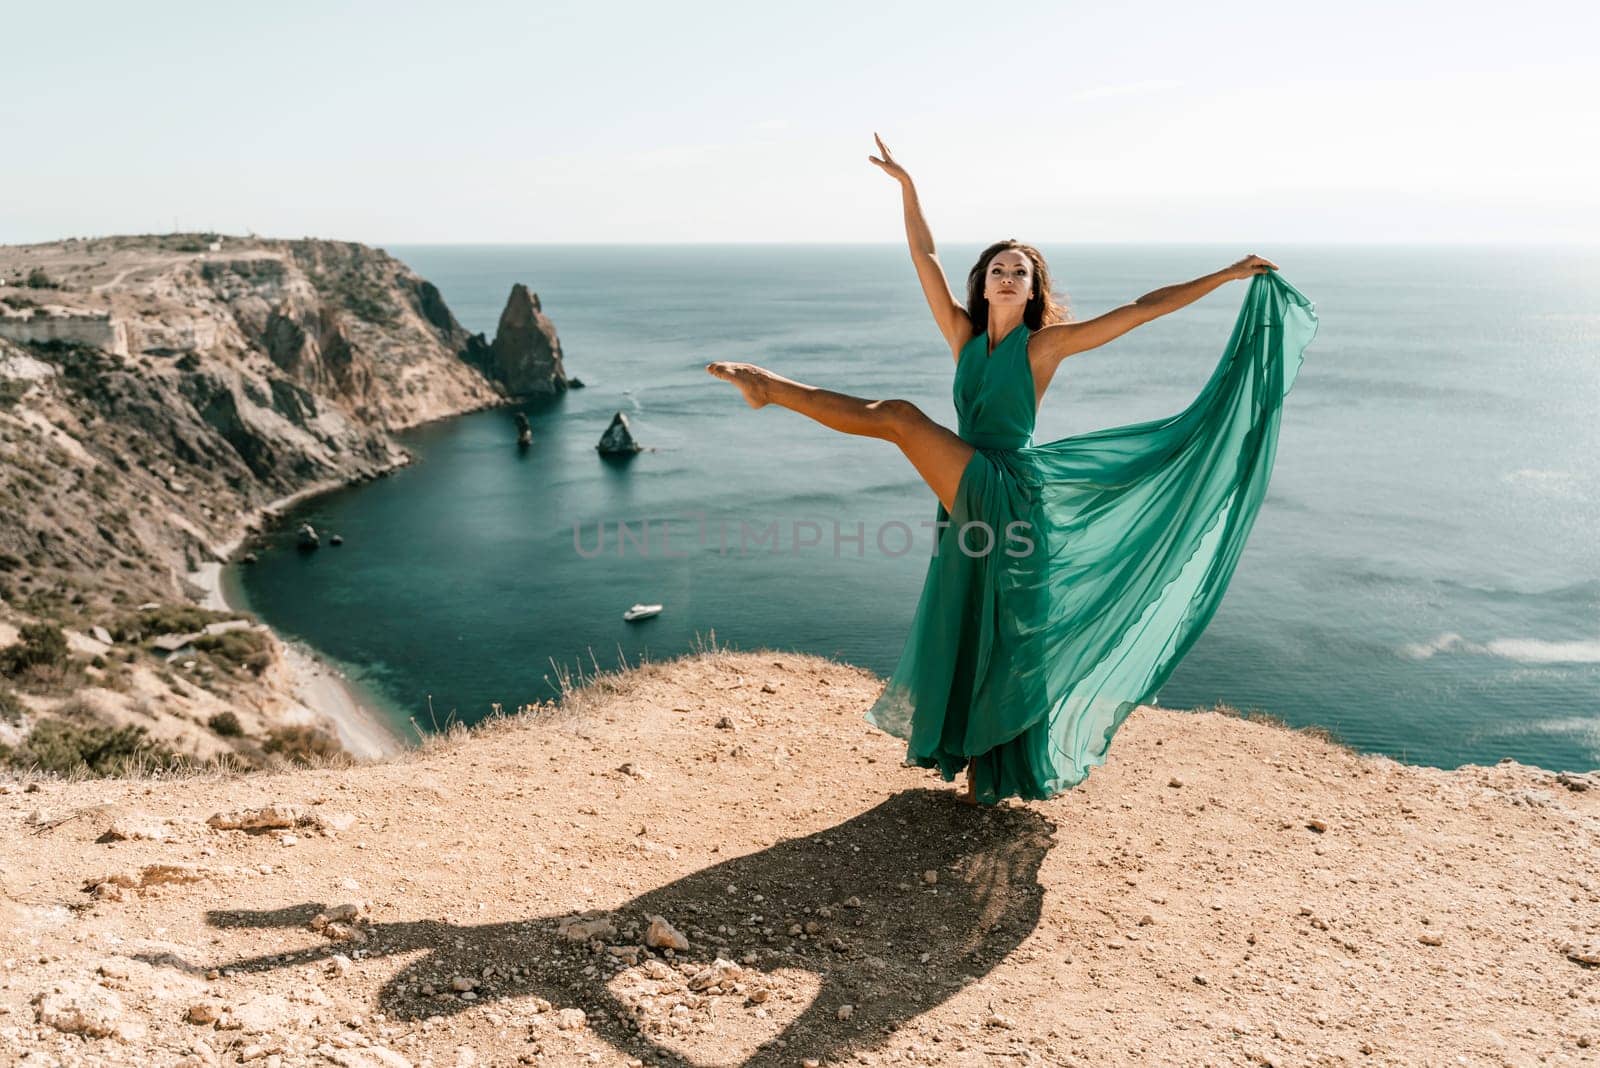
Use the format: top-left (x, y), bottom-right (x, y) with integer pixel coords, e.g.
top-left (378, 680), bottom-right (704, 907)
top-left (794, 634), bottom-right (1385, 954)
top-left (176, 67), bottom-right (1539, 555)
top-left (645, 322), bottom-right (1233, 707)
top-left (0, 234), bottom-right (546, 776)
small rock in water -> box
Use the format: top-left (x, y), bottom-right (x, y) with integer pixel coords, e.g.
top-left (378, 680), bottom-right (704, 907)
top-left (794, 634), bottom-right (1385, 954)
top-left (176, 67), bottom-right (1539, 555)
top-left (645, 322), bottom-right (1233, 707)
top-left (596, 411), bottom-right (644, 455)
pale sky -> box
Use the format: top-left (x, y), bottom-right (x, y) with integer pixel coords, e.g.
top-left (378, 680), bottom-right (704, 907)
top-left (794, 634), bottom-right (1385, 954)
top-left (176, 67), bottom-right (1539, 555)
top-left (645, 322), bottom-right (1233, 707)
top-left (3, 0), bottom-right (1597, 244)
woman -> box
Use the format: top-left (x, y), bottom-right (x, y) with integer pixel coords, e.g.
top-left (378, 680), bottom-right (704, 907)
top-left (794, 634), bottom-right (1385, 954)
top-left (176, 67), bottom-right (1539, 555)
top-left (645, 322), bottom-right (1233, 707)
top-left (707, 134), bottom-right (1318, 806)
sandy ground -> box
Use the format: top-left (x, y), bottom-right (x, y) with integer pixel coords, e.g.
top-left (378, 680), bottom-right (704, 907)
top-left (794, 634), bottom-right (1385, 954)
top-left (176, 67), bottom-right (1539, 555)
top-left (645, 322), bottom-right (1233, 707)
top-left (1, 647), bottom-right (1597, 1068)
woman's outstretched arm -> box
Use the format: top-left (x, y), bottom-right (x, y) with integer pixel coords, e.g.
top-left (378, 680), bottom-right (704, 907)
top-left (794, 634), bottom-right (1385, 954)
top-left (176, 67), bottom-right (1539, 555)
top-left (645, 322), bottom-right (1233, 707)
top-left (1031, 254), bottom-right (1278, 365)
top-left (868, 133), bottom-right (971, 361)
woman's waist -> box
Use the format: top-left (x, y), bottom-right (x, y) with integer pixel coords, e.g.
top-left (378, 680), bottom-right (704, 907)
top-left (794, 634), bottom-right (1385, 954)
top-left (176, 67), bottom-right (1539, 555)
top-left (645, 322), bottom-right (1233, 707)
top-left (960, 431), bottom-right (1033, 450)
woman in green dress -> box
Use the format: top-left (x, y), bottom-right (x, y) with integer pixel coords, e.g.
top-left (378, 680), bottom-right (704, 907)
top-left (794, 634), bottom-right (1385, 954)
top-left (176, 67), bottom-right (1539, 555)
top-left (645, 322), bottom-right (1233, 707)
top-left (706, 134), bottom-right (1318, 806)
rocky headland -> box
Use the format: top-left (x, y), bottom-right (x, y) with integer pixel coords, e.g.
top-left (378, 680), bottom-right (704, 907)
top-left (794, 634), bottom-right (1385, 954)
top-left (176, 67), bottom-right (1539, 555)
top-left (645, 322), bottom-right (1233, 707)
top-left (0, 234), bottom-right (566, 776)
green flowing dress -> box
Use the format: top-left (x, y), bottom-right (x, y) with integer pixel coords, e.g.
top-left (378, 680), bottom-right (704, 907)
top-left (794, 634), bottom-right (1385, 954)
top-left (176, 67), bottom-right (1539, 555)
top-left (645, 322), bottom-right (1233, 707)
top-left (863, 271), bottom-right (1319, 805)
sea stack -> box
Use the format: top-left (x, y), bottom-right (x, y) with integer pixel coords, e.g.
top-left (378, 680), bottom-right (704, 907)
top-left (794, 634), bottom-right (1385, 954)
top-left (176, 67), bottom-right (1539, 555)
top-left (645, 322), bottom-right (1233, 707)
top-left (596, 411), bottom-right (643, 455)
top-left (460, 283), bottom-right (569, 396)
top-left (514, 412), bottom-right (533, 447)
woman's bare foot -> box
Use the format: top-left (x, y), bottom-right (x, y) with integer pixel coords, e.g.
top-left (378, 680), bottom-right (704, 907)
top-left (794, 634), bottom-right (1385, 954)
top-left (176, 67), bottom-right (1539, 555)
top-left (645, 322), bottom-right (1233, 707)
top-left (705, 361), bottom-right (774, 409)
top-left (954, 761), bottom-right (980, 806)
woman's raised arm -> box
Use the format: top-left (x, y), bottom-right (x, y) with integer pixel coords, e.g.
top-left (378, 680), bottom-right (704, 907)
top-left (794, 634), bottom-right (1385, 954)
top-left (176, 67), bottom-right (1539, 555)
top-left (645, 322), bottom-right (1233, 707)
top-left (1030, 254), bottom-right (1278, 366)
top-left (868, 134), bottom-right (972, 361)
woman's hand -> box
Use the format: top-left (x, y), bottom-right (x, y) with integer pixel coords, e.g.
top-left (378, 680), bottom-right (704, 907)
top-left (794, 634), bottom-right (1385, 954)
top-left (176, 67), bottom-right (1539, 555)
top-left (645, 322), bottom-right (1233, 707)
top-left (867, 132), bottom-right (913, 186)
top-left (1226, 253), bottom-right (1278, 280)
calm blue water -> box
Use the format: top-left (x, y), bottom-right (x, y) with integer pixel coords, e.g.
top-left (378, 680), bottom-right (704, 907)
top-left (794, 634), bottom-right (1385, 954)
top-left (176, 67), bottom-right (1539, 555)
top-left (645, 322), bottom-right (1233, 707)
top-left (230, 244), bottom-right (1600, 772)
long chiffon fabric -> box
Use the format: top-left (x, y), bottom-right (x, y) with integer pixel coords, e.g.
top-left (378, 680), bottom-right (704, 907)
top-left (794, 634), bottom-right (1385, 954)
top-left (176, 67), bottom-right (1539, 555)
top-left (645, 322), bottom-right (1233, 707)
top-left (863, 271), bottom-right (1319, 805)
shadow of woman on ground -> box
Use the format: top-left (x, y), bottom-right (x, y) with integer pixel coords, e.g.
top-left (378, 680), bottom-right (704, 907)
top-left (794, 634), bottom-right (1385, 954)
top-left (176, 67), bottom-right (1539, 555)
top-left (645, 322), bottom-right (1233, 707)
top-left (195, 789), bottom-right (1055, 1065)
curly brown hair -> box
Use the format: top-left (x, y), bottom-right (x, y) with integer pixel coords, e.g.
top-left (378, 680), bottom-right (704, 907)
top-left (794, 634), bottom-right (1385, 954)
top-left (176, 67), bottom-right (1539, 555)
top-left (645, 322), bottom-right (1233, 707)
top-left (963, 240), bottom-right (1072, 331)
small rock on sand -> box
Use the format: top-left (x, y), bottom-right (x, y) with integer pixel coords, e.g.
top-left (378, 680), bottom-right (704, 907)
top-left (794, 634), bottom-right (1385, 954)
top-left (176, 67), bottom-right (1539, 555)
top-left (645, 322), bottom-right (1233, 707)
top-left (645, 915), bottom-right (689, 951)
top-left (33, 980), bottom-right (141, 1040)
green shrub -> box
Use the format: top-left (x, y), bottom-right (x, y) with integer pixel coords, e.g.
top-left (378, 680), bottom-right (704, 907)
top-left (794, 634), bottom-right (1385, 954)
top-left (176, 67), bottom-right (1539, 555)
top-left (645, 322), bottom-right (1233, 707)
top-left (110, 604), bottom-right (243, 643)
top-left (0, 623), bottom-right (70, 677)
top-left (208, 710), bottom-right (244, 736)
top-left (194, 629), bottom-right (271, 675)
top-left (0, 686), bottom-right (23, 725)
top-left (24, 268), bottom-right (53, 289)
top-left (9, 718), bottom-right (185, 776)
top-left (262, 724), bottom-right (345, 766)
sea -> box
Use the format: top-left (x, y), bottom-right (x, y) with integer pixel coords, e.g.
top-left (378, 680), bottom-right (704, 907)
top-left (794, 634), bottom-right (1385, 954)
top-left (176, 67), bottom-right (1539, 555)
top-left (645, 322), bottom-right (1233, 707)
top-left (225, 243), bottom-right (1600, 773)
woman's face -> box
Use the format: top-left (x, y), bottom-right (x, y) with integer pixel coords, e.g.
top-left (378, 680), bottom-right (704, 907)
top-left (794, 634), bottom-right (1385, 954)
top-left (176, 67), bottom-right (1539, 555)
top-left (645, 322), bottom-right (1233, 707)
top-left (983, 250), bottom-right (1033, 307)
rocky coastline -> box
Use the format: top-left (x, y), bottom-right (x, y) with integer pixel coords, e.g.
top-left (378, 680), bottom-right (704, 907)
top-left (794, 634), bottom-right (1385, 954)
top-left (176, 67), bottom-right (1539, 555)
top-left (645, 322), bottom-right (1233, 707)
top-left (0, 233), bottom-right (568, 776)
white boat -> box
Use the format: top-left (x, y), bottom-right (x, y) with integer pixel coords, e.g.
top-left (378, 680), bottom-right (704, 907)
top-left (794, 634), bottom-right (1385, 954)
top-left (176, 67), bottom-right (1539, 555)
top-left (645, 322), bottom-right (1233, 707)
top-left (623, 603), bottom-right (663, 622)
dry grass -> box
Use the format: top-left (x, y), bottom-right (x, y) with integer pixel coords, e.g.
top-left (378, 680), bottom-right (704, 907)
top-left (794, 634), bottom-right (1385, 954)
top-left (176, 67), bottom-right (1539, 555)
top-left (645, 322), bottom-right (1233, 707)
top-left (395, 627), bottom-right (740, 766)
top-left (2, 747), bottom-right (241, 787)
top-left (1203, 699), bottom-right (1360, 754)
top-left (2, 626), bottom-right (1363, 786)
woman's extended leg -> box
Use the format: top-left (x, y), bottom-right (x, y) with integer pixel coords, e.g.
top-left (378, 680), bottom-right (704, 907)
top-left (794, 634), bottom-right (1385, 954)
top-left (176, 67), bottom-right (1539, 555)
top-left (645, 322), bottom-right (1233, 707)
top-left (706, 361), bottom-right (974, 513)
